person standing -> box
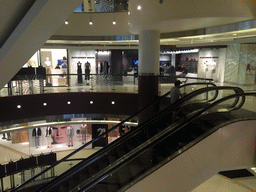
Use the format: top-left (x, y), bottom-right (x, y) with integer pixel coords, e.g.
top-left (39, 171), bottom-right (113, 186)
top-left (170, 81), bottom-right (186, 122)
top-left (180, 64), bottom-right (188, 77)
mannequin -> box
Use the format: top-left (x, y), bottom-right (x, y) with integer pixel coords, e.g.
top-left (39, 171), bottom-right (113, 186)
top-left (85, 61), bottom-right (91, 84)
top-left (97, 62), bottom-right (101, 74)
top-left (103, 61), bottom-right (109, 78)
top-left (7, 132), bottom-right (12, 141)
top-left (100, 62), bottom-right (103, 74)
top-left (67, 125), bottom-right (74, 147)
top-left (32, 128), bottom-right (41, 148)
top-left (2, 133), bottom-right (6, 140)
top-left (77, 61), bottom-right (82, 84)
top-left (45, 127), bottom-right (53, 148)
top-left (80, 124), bottom-right (87, 144)
top-left (45, 57), bottom-right (52, 85)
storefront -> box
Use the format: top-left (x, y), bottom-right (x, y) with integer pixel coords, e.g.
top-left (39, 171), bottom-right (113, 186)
top-left (40, 48), bottom-right (68, 86)
top-left (224, 44), bottom-right (256, 85)
top-left (0, 118), bottom-right (136, 157)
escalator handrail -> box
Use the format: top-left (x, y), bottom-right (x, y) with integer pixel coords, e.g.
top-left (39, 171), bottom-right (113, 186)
top-left (76, 92), bottom-right (255, 192)
top-left (36, 86), bottom-right (244, 192)
top-left (179, 82), bottom-right (217, 102)
top-left (66, 92), bottom-right (252, 192)
top-left (11, 82), bottom-right (217, 191)
top-left (25, 85), bottom-right (243, 192)
top-left (158, 74), bottom-right (213, 81)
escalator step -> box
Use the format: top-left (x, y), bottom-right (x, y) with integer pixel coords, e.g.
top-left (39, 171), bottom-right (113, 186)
top-left (107, 151), bottom-right (119, 164)
top-left (127, 159), bottom-right (145, 178)
top-left (59, 185), bottom-right (69, 192)
top-left (68, 178), bottom-right (79, 191)
top-left (138, 150), bottom-right (154, 170)
top-left (115, 143), bottom-right (129, 157)
top-left (115, 166), bottom-right (132, 185)
top-left (79, 173), bottom-right (88, 184)
top-left (98, 155), bottom-right (110, 170)
top-left (88, 162), bottom-right (99, 176)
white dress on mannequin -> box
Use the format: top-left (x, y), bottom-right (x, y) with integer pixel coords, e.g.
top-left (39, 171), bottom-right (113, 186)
top-left (46, 127), bottom-right (53, 148)
top-left (67, 126), bottom-right (74, 147)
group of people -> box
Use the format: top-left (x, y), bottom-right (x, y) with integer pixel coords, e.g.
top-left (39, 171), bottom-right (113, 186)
top-left (160, 63), bottom-right (188, 77)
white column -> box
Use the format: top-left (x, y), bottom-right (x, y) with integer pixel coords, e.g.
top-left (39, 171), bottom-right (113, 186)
top-left (138, 30), bottom-right (160, 124)
top-left (172, 53), bottom-right (176, 67)
top-left (139, 30), bottom-right (160, 75)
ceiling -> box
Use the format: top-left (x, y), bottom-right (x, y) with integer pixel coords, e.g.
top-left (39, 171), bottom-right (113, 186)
top-left (44, 27), bottom-right (256, 49)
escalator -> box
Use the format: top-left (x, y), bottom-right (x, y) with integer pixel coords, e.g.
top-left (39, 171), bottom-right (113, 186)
top-left (11, 83), bottom-right (250, 192)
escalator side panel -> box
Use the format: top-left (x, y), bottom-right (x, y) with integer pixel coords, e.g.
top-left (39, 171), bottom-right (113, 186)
top-left (125, 120), bottom-right (256, 192)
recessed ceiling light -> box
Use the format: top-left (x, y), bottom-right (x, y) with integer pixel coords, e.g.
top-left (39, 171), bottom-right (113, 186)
top-left (128, 12), bottom-right (130, 15)
top-left (113, 21), bottom-right (116, 25)
top-left (65, 21), bottom-right (68, 25)
top-left (67, 101), bottom-right (71, 105)
top-left (137, 5), bottom-right (142, 10)
top-left (89, 21), bottom-right (93, 25)
top-left (90, 101), bottom-right (93, 104)
top-left (199, 37), bottom-right (203, 39)
top-left (17, 105), bottom-right (21, 109)
top-left (43, 103), bottom-right (47, 106)
top-left (251, 167), bottom-right (256, 172)
top-left (233, 33), bottom-right (237, 36)
top-left (111, 101), bottom-right (115, 105)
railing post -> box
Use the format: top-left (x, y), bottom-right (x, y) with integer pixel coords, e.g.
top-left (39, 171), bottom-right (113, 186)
top-left (206, 84), bottom-right (209, 100)
top-left (112, 75), bottom-right (115, 91)
top-left (1, 178), bottom-right (3, 192)
top-left (90, 74), bottom-right (94, 90)
top-left (7, 81), bottom-right (12, 96)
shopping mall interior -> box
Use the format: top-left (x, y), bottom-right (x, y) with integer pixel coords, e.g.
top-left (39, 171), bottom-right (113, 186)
top-left (1, 0), bottom-right (256, 191)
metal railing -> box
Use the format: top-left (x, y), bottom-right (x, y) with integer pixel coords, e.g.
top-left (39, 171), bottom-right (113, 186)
top-left (11, 84), bottom-right (248, 192)
top-left (0, 74), bottom-right (213, 97)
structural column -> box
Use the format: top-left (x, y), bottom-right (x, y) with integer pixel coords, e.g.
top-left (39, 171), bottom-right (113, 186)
top-left (138, 30), bottom-right (160, 124)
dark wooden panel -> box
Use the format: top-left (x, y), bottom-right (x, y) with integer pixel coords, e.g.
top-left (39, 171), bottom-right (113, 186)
top-left (0, 92), bottom-right (138, 122)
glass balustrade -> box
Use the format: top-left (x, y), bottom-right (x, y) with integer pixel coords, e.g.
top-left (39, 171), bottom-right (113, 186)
top-left (0, 74), bottom-right (213, 97)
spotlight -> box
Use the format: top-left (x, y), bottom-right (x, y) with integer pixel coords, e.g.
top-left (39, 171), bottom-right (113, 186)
top-left (89, 21), bottom-right (93, 25)
top-left (67, 101), bottom-right (71, 105)
top-left (137, 5), bottom-right (142, 10)
top-left (65, 21), bottom-right (68, 25)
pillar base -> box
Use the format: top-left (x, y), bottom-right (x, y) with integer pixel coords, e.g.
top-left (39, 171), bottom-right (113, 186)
top-left (138, 75), bottom-right (159, 124)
